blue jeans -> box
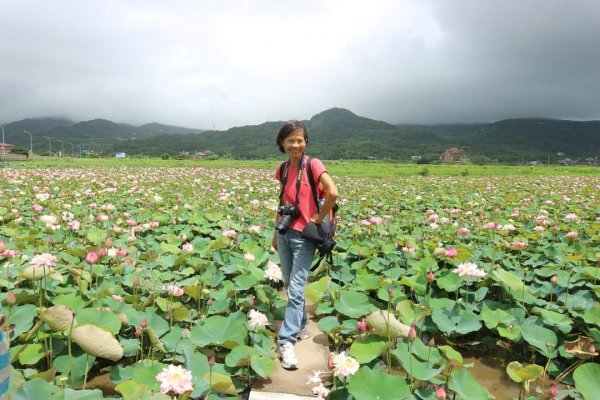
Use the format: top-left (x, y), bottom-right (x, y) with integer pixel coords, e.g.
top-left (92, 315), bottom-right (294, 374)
top-left (277, 229), bottom-right (316, 345)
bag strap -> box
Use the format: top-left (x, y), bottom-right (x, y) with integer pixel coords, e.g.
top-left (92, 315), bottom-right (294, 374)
top-left (305, 156), bottom-right (321, 212)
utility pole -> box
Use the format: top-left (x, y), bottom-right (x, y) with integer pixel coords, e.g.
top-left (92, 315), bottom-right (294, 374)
top-left (23, 131), bottom-right (33, 154)
top-left (44, 136), bottom-right (54, 157)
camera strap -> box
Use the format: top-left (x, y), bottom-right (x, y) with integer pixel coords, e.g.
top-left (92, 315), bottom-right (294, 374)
top-left (278, 155), bottom-right (305, 208)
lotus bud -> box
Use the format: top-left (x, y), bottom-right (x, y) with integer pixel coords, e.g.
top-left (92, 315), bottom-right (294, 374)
top-left (85, 251), bottom-right (99, 264)
top-left (105, 237), bottom-right (113, 247)
top-left (550, 275), bottom-right (558, 285)
top-left (589, 344), bottom-right (596, 353)
top-left (408, 324), bottom-right (417, 342)
top-left (388, 288), bottom-right (394, 299)
top-left (444, 248), bottom-right (457, 258)
top-left (436, 386), bottom-right (447, 400)
top-left (133, 276), bottom-right (141, 287)
top-left (47, 237), bottom-right (56, 245)
top-left (209, 354), bottom-right (216, 367)
top-left (135, 326), bottom-right (142, 337)
top-left (98, 247), bottom-right (107, 257)
top-left (327, 355), bottom-right (335, 370)
top-left (427, 271), bottom-right (436, 282)
top-left (6, 291), bottom-right (16, 305)
top-left (141, 317), bottom-right (148, 328)
top-left (357, 319), bottom-right (368, 332)
top-left (428, 337), bottom-right (436, 346)
top-left (549, 386), bottom-right (558, 397)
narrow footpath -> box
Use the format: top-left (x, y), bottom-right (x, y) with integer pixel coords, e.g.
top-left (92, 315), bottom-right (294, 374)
top-left (251, 298), bottom-right (330, 399)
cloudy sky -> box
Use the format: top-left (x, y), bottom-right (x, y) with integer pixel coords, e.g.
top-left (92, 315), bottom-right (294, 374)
top-left (1, 0), bottom-right (599, 129)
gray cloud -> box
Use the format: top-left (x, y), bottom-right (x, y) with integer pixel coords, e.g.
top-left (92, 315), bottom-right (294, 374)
top-left (1, 0), bottom-right (598, 129)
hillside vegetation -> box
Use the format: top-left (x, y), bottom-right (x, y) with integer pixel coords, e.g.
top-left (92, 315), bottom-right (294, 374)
top-left (2, 108), bottom-right (598, 163)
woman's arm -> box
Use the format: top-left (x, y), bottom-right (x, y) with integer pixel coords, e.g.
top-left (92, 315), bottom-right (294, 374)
top-left (311, 172), bottom-right (339, 224)
top-left (272, 182), bottom-right (282, 250)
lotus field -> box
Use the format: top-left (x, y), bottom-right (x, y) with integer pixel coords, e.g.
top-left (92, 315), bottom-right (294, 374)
top-left (0, 166), bottom-right (599, 400)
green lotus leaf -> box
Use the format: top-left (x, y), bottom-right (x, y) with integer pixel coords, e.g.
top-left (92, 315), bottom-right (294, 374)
top-left (391, 341), bottom-right (445, 381)
top-left (4, 303), bottom-right (36, 338)
top-left (497, 323), bottom-right (522, 341)
top-left (395, 300), bottom-right (418, 325)
top-left (573, 362), bottom-right (600, 400)
top-left (71, 324), bottom-right (124, 361)
top-left (521, 319), bottom-right (557, 358)
top-left (492, 268), bottom-right (536, 304)
top-left (436, 271), bottom-right (460, 292)
top-left (317, 316), bottom-right (341, 333)
top-left (115, 379), bottom-right (154, 399)
top-left (481, 304), bottom-right (515, 329)
top-left (53, 293), bottom-right (88, 311)
top-left (347, 366), bottom-right (411, 400)
top-left (532, 306), bottom-right (573, 333)
top-left (225, 345), bottom-right (258, 367)
top-left (431, 305), bottom-right (481, 335)
top-left (18, 343), bottom-right (45, 365)
top-left (448, 368), bottom-right (492, 400)
top-left (191, 315), bottom-right (246, 349)
top-left (39, 305), bottom-right (75, 332)
top-left (350, 335), bottom-right (388, 363)
top-left (305, 276), bottom-right (331, 303)
top-left (76, 308), bottom-right (122, 335)
top-left (203, 371), bottom-right (237, 396)
top-left (86, 227), bottom-right (108, 245)
top-left (582, 303), bottom-right (600, 327)
top-left (250, 355), bottom-right (276, 378)
top-left (131, 360), bottom-right (166, 388)
top-left (334, 290), bottom-right (376, 318)
top-left (364, 310), bottom-right (410, 338)
top-left (506, 361), bottom-right (543, 383)
top-left (159, 242), bottom-right (181, 254)
top-left (438, 345), bottom-right (464, 366)
top-left (11, 378), bottom-right (60, 400)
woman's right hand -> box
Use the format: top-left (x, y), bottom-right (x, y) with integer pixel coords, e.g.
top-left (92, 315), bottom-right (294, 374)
top-left (271, 233), bottom-right (278, 251)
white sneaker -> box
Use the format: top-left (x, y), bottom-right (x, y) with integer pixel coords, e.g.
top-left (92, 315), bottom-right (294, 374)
top-left (297, 327), bottom-right (310, 340)
top-left (278, 342), bottom-right (299, 370)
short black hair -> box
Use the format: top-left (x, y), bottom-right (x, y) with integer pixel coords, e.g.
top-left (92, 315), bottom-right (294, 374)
top-left (276, 120), bottom-right (308, 153)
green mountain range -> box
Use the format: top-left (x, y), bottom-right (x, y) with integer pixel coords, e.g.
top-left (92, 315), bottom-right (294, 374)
top-left (2, 108), bottom-right (598, 163)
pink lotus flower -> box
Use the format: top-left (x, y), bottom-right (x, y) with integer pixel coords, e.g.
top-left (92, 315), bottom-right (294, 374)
top-left (149, 221), bottom-right (160, 229)
top-left (165, 284), bottom-right (184, 297)
top-left (565, 231), bottom-right (579, 239)
top-left (549, 386), bottom-right (558, 397)
top-left (155, 364), bottom-right (194, 395)
top-left (483, 222), bottom-right (498, 230)
top-left (244, 253), bottom-right (256, 262)
top-left (330, 351), bottom-right (359, 379)
top-left (427, 271), bottom-right (436, 282)
top-left (458, 227), bottom-right (470, 235)
top-left (1, 249), bottom-right (17, 258)
top-left (550, 275), bottom-right (558, 285)
top-left (357, 319), bottom-right (368, 332)
top-left (444, 248), bottom-right (458, 258)
top-left (513, 241), bottom-right (526, 250)
top-left (312, 384), bottom-right (330, 399)
top-left (68, 220), bottom-right (81, 230)
top-left (111, 294), bottom-right (123, 302)
top-left (30, 253), bottom-right (58, 268)
top-left (222, 229), bottom-right (236, 237)
top-left (248, 309), bottom-right (269, 330)
top-left (436, 386), bottom-right (447, 400)
top-left (181, 243), bottom-right (193, 253)
top-left (32, 204), bottom-right (44, 213)
top-left (6, 291), bottom-right (16, 305)
top-left (369, 216), bottom-right (384, 225)
top-left (85, 251), bottom-right (99, 264)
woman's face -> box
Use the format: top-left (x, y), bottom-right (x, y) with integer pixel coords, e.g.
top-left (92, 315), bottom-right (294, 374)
top-left (283, 129), bottom-right (306, 161)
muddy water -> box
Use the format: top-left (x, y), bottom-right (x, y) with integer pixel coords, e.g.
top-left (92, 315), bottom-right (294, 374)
top-left (464, 355), bottom-right (523, 400)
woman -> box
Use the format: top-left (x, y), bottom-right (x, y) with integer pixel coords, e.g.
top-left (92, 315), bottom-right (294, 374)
top-left (271, 120), bottom-right (339, 370)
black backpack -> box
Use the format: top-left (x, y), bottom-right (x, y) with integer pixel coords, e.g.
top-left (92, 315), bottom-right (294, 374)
top-left (278, 156), bottom-right (337, 269)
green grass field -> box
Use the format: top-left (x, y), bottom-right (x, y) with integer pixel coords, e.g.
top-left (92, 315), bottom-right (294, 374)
top-left (2, 156), bottom-right (597, 177)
